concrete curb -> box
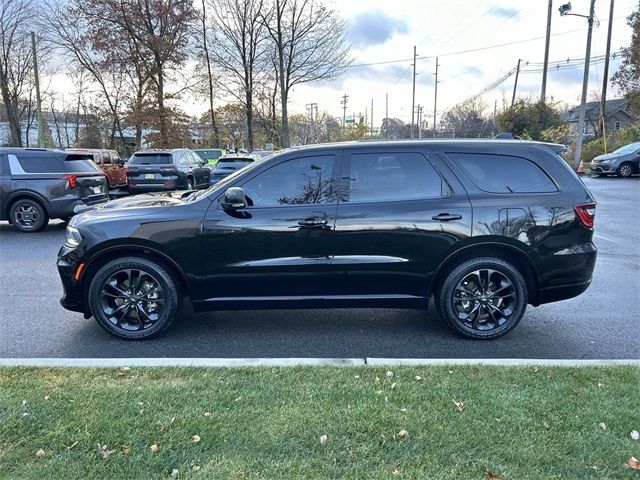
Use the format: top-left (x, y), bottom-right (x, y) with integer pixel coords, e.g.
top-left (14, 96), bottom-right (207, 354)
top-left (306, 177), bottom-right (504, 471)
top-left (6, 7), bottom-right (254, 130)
top-left (0, 358), bottom-right (639, 368)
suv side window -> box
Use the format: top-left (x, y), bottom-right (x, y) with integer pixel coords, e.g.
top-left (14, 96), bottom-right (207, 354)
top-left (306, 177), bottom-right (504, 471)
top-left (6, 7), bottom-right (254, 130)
top-left (241, 155), bottom-right (337, 207)
top-left (110, 152), bottom-right (121, 164)
top-left (344, 152), bottom-right (445, 203)
top-left (447, 153), bottom-right (557, 193)
top-left (15, 153), bottom-right (63, 173)
top-left (175, 152), bottom-right (188, 165)
top-left (102, 151), bottom-right (111, 165)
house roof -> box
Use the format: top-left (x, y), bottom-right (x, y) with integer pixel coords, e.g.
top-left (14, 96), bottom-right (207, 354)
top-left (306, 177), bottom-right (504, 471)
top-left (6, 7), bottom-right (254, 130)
top-left (566, 98), bottom-right (633, 120)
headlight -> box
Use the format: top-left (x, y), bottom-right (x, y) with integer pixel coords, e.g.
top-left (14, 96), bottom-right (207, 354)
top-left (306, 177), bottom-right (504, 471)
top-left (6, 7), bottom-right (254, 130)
top-left (65, 226), bottom-right (83, 248)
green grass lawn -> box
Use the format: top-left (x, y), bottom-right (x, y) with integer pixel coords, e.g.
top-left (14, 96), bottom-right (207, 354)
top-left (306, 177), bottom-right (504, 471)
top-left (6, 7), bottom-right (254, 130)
top-left (0, 366), bottom-right (638, 479)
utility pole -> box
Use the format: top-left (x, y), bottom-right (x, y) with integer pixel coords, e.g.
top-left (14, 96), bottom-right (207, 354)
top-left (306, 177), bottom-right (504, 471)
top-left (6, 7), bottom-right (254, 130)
top-left (306, 102), bottom-right (317, 143)
top-left (417, 105), bottom-right (424, 139)
top-left (541, 0), bottom-right (553, 103)
top-left (31, 32), bottom-right (45, 148)
top-left (385, 93), bottom-right (389, 140)
top-left (370, 98), bottom-right (374, 139)
top-left (340, 94), bottom-right (348, 128)
top-left (411, 45), bottom-right (417, 139)
top-left (599, 0), bottom-right (615, 144)
top-left (511, 59), bottom-right (521, 108)
top-left (433, 57), bottom-right (439, 138)
top-left (493, 100), bottom-right (498, 135)
top-left (573, 0), bottom-right (596, 171)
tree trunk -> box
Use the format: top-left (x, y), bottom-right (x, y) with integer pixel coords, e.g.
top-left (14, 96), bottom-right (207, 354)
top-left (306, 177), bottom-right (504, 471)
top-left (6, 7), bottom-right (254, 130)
top-left (156, 56), bottom-right (168, 147)
top-left (274, 1), bottom-right (289, 148)
top-left (245, 85), bottom-right (254, 151)
top-left (201, 0), bottom-right (219, 147)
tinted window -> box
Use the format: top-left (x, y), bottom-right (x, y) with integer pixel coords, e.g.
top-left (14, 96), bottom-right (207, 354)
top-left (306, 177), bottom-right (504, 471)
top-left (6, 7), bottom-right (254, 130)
top-left (0, 155), bottom-right (8, 175)
top-left (129, 154), bottom-right (174, 165)
top-left (16, 154), bottom-right (62, 173)
top-left (196, 150), bottom-right (222, 160)
top-left (110, 152), bottom-right (121, 164)
top-left (64, 154), bottom-right (102, 173)
top-left (242, 155), bottom-right (337, 207)
top-left (101, 151), bottom-right (111, 165)
top-left (448, 153), bottom-right (556, 193)
top-left (216, 158), bottom-right (253, 170)
top-left (345, 152), bottom-right (444, 203)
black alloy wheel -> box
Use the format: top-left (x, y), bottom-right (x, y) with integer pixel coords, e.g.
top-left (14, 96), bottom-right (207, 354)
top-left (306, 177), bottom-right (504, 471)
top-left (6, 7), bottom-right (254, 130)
top-left (88, 257), bottom-right (179, 339)
top-left (10, 199), bottom-right (48, 232)
top-left (436, 257), bottom-right (527, 339)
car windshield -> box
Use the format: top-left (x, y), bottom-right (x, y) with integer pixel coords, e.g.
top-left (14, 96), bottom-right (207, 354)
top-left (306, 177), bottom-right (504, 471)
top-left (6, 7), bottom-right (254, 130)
top-left (215, 158), bottom-right (253, 170)
top-left (613, 143), bottom-right (640, 155)
top-left (129, 153), bottom-right (173, 165)
top-left (195, 150), bottom-right (222, 160)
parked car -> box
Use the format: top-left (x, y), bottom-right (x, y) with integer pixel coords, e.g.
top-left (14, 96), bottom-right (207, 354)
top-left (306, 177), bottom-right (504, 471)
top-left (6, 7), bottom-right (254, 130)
top-left (126, 149), bottom-right (210, 194)
top-left (66, 148), bottom-right (127, 189)
top-left (590, 142), bottom-right (640, 177)
top-left (1, 148), bottom-right (109, 232)
top-left (58, 140), bottom-right (597, 340)
top-left (194, 148), bottom-right (225, 166)
top-left (208, 155), bottom-right (256, 186)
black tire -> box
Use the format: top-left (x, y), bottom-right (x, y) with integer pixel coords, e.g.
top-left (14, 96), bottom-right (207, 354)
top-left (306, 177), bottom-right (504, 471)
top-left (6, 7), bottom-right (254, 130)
top-left (9, 198), bottom-right (49, 232)
top-left (87, 256), bottom-right (180, 340)
top-left (435, 257), bottom-right (527, 340)
top-left (186, 178), bottom-right (194, 190)
top-left (617, 162), bottom-right (633, 178)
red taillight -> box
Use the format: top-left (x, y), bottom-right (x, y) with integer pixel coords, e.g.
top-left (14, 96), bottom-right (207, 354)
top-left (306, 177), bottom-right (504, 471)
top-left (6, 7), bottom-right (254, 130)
top-left (63, 174), bottom-right (77, 189)
top-left (574, 203), bottom-right (596, 228)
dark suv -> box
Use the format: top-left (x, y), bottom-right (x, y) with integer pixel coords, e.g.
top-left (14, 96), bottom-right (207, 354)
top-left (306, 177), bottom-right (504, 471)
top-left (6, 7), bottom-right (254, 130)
top-left (1, 148), bottom-right (109, 232)
top-left (126, 149), bottom-right (210, 194)
top-left (57, 140), bottom-right (597, 340)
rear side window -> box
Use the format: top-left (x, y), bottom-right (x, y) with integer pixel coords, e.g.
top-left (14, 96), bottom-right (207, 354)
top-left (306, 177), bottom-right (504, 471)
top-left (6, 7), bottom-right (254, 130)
top-left (345, 152), bottom-right (445, 203)
top-left (64, 154), bottom-right (102, 173)
top-left (447, 153), bottom-right (557, 193)
top-left (129, 154), bottom-right (173, 165)
top-left (101, 151), bottom-right (111, 165)
top-left (16, 154), bottom-right (63, 173)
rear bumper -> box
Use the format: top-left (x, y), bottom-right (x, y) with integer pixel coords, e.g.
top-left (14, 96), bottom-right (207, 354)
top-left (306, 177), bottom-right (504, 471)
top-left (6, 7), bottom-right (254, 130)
top-left (536, 279), bottom-right (592, 305)
top-left (48, 195), bottom-right (108, 219)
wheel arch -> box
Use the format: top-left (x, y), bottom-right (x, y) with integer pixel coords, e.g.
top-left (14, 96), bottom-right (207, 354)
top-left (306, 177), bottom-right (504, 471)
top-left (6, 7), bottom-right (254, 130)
top-left (429, 242), bottom-right (541, 306)
top-left (80, 245), bottom-right (190, 304)
top-left (7, 191), bottom-right (51, 218)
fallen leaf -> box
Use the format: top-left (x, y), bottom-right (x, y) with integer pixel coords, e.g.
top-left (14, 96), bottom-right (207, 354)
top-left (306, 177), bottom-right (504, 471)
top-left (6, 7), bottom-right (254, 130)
top-left (234, 396), bottom-right (243, 402)
top-left (400, 408), bottom-right (408, 413)
top-left (117, 367), bottom-right (131, 376)
top-left (628, 457), bottom-right (640, 470)
top-left (192, 435), bottom-right (201, 443)
top-left (386, 371), bottom-right (394, 377)
top-left (415, 376), bottom-right (422, 381)
top-left (375, 376), bottom-right (380, 382)
top-left (44, 395), bottom-right (50, 400)
top-left (543, 421), bottom-right (550, 429)
top-left (319, 434), bottom-right (328, 444)
top-left (390, 382), bottom-right (397, 390)
top-left (484, 471), bottom-right (503, 480)
top-left (572, 388), bottom-right (580, 396)
top-left (150, 444), bottom-right (159, 453)
top-left (170, 468), bottom-right (179, 477)
top-left (22, 400), bottom-right (27, 406)
top-left (170, 416), bottom-right (176, 424)
top-left (630, 430), bottom-right (639, 441)
top-left (453, 400), bottom-right (465, 412)
top-left (35, 449), bottom-right (45, 457)
top-left (22, 413), bottom-right (29, 417)
top-left (98, 443), bottom-right (116, 459)
top-left (397, 429), bottom-right (409, 438)
top-left (447, 369), bottom-right (453, 374)
top-left (354, 375), bottom-right (360, 379)
top-left (192, 465), bottom-right (201, 471)
top-left (203, 412), bottom-right (211, 417)
top-left (391, 469), bottom-right (400, 475)
top-left (66, 441), bottom-right (79, 450)
top-left (599, 422), bottom-right (607, 430)
top-left (121, 446), bottom-right (131, 455)
top-left (597, 382), bottom-right (604, 387)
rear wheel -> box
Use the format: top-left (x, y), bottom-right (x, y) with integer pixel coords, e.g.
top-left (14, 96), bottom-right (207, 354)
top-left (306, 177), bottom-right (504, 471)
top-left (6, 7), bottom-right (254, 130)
top-left (88, 257), bottom-right (180, 340)
top-left (617, 162), bottom-right (633, 178)
top-left (9, 199), bottom-right (49, 232)
top-left (435, 257), bottom-right (527, 339)
top-left (186, 178), bottom-right (194, 190)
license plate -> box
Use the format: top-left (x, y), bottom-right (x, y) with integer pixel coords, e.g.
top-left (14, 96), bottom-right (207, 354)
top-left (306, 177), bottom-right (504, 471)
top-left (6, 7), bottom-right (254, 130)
top-left (91, 186), bottom-right (103, 194)
top-left (145, 173), bottom-right (155, 179)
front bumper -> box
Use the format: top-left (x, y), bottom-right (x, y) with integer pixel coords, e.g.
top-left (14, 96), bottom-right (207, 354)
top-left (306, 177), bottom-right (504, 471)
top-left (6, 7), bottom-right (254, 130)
top-left (590, 163), bottom-right (615, 174)
top-left (57, 245), bottom-right (88, 314)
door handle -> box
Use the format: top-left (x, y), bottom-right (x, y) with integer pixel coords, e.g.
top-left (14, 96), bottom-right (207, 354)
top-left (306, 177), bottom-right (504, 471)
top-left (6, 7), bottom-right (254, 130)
top-left (432, 213), bottom-right (462, 221)
top-left (297, 218), bottom-right (328, 228)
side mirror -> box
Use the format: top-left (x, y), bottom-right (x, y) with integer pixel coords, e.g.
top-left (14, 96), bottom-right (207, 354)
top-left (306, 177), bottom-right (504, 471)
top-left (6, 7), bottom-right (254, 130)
top-left (220, 187), bottom-right (247, 210)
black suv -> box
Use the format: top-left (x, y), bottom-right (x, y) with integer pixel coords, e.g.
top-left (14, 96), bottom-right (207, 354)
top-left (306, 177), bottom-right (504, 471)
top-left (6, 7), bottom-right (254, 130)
top-left (57, 140), bottom-right (597, 340)
top-left (0, 148), bottom-right (109, 232)
top-left (126, 149), bottom-right (210, 194)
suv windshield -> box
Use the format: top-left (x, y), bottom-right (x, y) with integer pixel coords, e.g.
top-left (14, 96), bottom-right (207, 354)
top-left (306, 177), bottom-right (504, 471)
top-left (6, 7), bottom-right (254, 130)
top-left (195, 150), bottom-right (222, 160)
top-left (129, 153), bottom-right (173, 165)
top-left (64, 154), bottom-right (102, 173)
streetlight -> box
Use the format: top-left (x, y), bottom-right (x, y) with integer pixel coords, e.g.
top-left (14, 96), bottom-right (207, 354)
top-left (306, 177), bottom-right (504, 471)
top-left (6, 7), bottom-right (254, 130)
top-left (559, 1), bottom-right (596, 171)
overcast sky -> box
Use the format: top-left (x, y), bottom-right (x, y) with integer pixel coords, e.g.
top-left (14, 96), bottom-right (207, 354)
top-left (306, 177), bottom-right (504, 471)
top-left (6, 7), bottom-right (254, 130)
top-left (279, 0), bottom-right (635, 129)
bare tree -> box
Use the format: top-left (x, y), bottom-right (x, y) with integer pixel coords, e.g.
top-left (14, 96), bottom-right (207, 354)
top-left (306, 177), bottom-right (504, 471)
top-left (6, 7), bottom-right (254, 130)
top-left (263, 0), bottom-right (351, 147)
top-left (206, 0), bottom-right (269, 151)
top-left (199, 0), bottom-right (219, 147)
top-left (0, 0), bottom-right (38, 146)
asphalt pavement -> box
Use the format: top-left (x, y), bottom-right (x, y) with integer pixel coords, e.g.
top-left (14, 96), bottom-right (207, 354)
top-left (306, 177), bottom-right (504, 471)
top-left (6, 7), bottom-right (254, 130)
top-left (0, 176), bottom-right (638, 359)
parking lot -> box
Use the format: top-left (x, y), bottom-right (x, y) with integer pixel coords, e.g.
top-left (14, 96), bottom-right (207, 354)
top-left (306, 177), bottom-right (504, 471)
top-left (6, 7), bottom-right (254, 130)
top-left (0, 176), bottom-right (638, 359)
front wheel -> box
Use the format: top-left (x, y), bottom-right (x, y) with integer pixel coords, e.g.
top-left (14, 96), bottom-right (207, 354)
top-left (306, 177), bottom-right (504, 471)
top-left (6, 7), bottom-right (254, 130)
top-left (87, 257), bottom-right (180, 339)
top-left (186, 178), bottom-right (194, 190)
top-left (617, 162), bottom-right (633, 178)
top-left (435, 257), bottom-right (527, 339)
